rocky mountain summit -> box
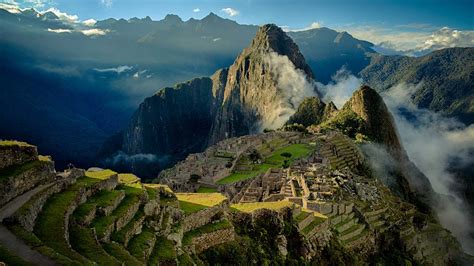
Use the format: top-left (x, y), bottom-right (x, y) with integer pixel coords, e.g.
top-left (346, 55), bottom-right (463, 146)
top-left (104, 24), bottom-right (319, 176)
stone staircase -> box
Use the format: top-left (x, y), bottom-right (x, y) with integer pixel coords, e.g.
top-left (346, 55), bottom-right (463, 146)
top-left (320, 134), bottom-right (362, 171)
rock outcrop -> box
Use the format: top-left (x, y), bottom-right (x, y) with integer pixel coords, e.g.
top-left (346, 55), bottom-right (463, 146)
top-left (107, 24), bottom-right (320, 177)
top-left (287, 97), bottom-right (337, 127)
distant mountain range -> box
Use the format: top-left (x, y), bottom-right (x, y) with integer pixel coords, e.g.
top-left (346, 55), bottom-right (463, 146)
top-left (0, 7), bottom-right (472, 171)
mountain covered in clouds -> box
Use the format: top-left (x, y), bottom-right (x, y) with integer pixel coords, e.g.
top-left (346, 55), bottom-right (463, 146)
top-left (361, 48), bottom-right (474, 124)
top-left (0, 7), bottom-right (375, 169)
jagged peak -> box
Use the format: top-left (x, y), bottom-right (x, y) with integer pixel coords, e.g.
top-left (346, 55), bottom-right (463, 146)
top-left (248, 24), bottom-right (315, 80)
top-left (162, 14), bottom-right (183, 24)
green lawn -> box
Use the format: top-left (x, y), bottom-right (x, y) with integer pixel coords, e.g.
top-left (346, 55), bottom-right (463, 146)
top-left (69, 224), bottom-right (120, 265)
top-left (196, 186), bottom-right (218, 193)
top-left (127, 228), bottom-right (156, 261)
top-left (0, 140), bottom-right (32, 147)
top-left (103, 242), bottom-right (143, 265)
top-left (34, 177), bottom-right (103, 264)
top-left (178, 201), bottom-right (208, 215)
top-left (148, 236), bottom-right (176, 264)
top-left (217, 143), bottom-right (314, 185)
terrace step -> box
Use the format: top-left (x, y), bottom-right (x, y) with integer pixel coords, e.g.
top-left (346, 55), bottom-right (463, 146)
top-left (338, 224), bottom-right (366, 241)
top-left (33, 171), bottom-right (118, 263)
top-left (127, 228), bottom-right (157, 262)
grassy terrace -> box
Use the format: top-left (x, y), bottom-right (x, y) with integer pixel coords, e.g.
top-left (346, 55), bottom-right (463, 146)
top-left (302, 216), bottom-right (327, 235)
top-left (91, 184), bottom-right (144, 239)
top-left (182, 219), bottom-right (232, 246)
top-left (148, 236), bottom-right (176, 264)
top-left (176, 193), bottom-right (226, 216)
top-left (111, 209), bottom-right (145, 244)
top-left (231, 201), bottom-right (295, 213)
top-left (217, 143), bottom-right (314, 185)
top-left (103, 242), bottom-right (143, 265)
top-left (196, 186), bottom-right (218, 193)
top-left (0, 140), bottom-right (32, 147)
top-left (118, 173), bottom-right (140, 184)
top-left (33, 174), bottom-right (115, 264)
top-left (0, 243), bottom-right (30, 266)
top-left (69, 224), bottom-right (120, 265)
top-left (127, 227), bottom-right (156, 261)
top-left (73, 190), bottom-right (124, 223)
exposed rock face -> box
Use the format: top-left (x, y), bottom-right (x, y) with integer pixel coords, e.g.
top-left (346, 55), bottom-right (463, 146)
top-left (112, 24), bottom-right (320, 176)
top-left (344, 86), bottom-right (403, 156)
top-left (0, 143), bottom-right (38, 169)
top-left (342, 86), bottom-right (435, 207)
top-left (122, 77), bottom-right (218, 156)
top-left (209, 24), bottom-right (317, 143)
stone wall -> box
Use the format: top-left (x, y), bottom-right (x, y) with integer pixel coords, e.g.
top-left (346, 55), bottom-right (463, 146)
top-left (0, 144), bottom-right (38, 169)
top-left (188, 228), bottom-right (235, 254)
top-left (0, 160), bottom-right (55, 207)
top-left (7, 177), bottom-right (77, 231)
top-left (182, 203), bottom-right (227, 233)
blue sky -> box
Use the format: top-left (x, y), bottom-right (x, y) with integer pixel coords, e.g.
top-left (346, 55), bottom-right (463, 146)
top-left (4, 0), bottom-right (473, 29)
top-left (2, 0), bottom-right (473, 54)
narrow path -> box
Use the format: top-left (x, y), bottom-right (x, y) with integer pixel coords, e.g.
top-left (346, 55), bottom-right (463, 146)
top-left (0, 183), bottom-right (54, 221)
top-left (0, 183), bottom-right (56, 265)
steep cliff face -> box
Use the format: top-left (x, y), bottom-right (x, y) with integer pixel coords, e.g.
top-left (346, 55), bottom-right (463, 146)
top-left (122, 75), bottom-right (223, 157)
top-left (209, 24), bottom-right (317, 143)
top-left (115, 24), bottom-right (319, 173)
top-left (337, 86), bottom-right (434, 208)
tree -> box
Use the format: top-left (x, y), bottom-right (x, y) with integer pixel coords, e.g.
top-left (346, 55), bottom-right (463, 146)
top-left (280, 152), bottom-right (292, 158)
top-left (248, 149), bottom-right (262, 164)
top-left (189, 174), bottom-right (201, 183)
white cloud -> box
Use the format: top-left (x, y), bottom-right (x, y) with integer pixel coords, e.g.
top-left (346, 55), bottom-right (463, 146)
top-left (82, 18), bottom-right (97, 27)
top-left (100, 0), bottom-right (113, 8)
top-left (23, 0), bottom-right (52, 8)
top-left (261, 52), bottom-right (317, 130)
top-left (81, 28), bottom-right (108, 36)
top-left (193, 8), bottom-right (200, 13)
top-left (47, 28), bottom-right (72, 33)
top-left (283, 22), bottom-right (322, 32)
top-left (343, 25), bottom-right (474, 56)
top-left (421, 27), bottom-right (474, 51)
top-left (316, 67), bottom-right (362, 108)
top-left (0, 2), bottom-right (21, 13)
top-left (221, 7), bottom-right (239, 17)
top-left (40, 7), bottom-right (79, 23)
top-left (212, 37), bottom-right (221, 42)
top-left (382, 83), bottom-right (474, 254)
top-left (94, 65), bottom-right (133, 74)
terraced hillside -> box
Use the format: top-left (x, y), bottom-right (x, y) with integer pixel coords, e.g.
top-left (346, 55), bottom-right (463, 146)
top-left (0, 139), bottom-right (471, 265)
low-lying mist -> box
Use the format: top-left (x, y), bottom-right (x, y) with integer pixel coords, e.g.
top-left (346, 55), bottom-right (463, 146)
top-left (318, 72), bottom-right (474, 254)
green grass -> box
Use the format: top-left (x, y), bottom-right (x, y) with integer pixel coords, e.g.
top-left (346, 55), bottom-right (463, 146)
top-left (231, 201), bottom-right (295, 213)
top-left (302, 216), bottom-right (327, 235)
top-left (217, 144), bottom-right (313, 185)
top-left (178, 201), bottom-right (208, 215)
top-left (111, 210), bottom-right (145, 244)
top-left (118, 173), bottom-right (140, 184)
top-left (73, 190), bottom-right (123, 222)
top-left (0, 244), bottom-right (31, 265)
top-left (91, 185), bottom-right (144, 238)
top-left (144, 186), bottom-right (158, 199)
top-left (69, 224), bottom-right (121, 265)
top-left (127, 228), bottom-right (156, 261)
top-left (182, 219), bottom-right (232, 246)
top-left (0, 140), bottom-right (32, 147)
top-left (295, 211), bottom-right (311, 223)
top-left (7, 224), bottom-right (76, 265)
top-left (196, 186), bottom-right (218, 193)
top-left (148, 236), bottom-right (176, 264)
top-left (85, 169), bottom-right (117, 179)
top-left (34, 176), bottom-right (106, 264)
top-left (103, 242), bottom-right (143, 265)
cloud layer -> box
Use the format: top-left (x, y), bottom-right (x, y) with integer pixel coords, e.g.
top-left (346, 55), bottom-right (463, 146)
top-left (261, 52), bottom-right (317, 130)
top-left (221, 7), bottom-right (239, 17)
top-left (316, 67), bottom-right (362, 108)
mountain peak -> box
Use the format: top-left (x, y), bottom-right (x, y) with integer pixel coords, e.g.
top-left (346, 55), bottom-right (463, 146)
top-left (250, 24), bottom-right (314, 80)
top-left (163, 14), bottom-right (183, 24)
